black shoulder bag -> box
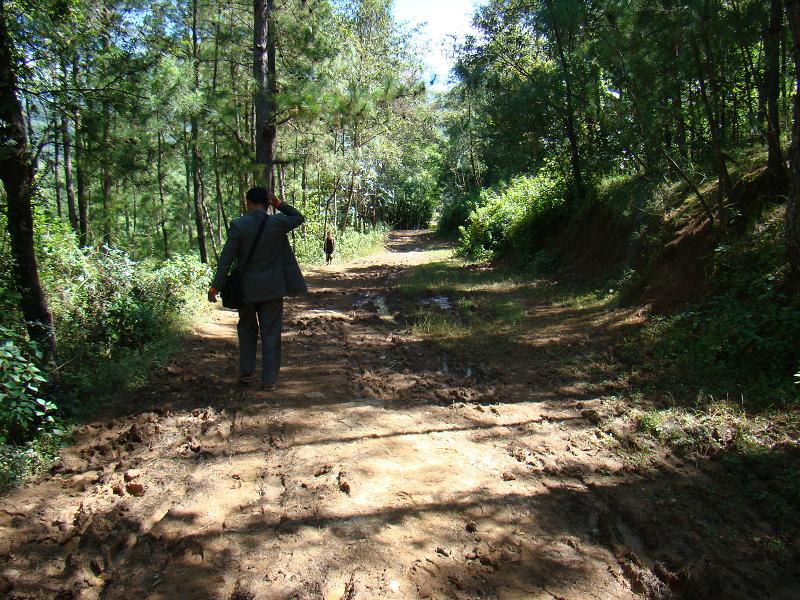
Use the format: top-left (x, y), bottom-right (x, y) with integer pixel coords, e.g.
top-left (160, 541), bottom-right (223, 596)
top-left (221, 214), bottom-right (268, 309)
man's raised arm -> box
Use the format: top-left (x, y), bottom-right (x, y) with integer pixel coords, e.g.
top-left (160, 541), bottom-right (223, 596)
top-left (269, 192), bottom-right (304, 232)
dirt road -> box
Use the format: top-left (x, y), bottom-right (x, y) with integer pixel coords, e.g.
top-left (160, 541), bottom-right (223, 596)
top-left (1, 232), bottom-right (794, 599)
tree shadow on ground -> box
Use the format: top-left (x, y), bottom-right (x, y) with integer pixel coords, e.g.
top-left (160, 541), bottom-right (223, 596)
top-left (3, 230), bottom-right (798, 599)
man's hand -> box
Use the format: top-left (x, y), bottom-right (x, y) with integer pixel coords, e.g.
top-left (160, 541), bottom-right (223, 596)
top-left (268, 190), bottom-right (283, 209)
top-left (208, 287), bottom-right (218, 303)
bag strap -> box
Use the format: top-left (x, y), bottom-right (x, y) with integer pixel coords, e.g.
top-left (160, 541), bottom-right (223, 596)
top-left (241, 213), bottom-right (268, 271)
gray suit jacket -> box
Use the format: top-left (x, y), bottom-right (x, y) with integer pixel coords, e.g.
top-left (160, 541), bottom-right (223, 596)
top-left (212, 204), bottom-right (307, 303)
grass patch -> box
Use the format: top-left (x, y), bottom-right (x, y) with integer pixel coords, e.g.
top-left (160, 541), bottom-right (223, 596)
top-left (399, 254), bottom-right (547, 352)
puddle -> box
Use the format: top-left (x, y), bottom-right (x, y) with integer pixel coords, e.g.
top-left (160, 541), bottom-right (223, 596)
top-left (420, 295), bottom-right (453, 311)
top-left (353, 293), bottom-right (393, 319)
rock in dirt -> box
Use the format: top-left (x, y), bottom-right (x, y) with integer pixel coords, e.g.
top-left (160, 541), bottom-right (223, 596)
top-left (112, 484), bottom-right (125, 496)
top-left (337, 471), bottom-right (351, 495)
top-left (89, 557), bottom-right (104, 576)
top-left (502, 472), bottom-right (516, 481)
top-left (436, 546), bottom-right (450, 557)
top-left (466, 521), bottom-right (478, 533)
top-left (126, 482), bottom-right (146, 497)
top-left (124, 424), bottom-right (144, 444)
top-left (315, 464), bottom-right (333, 477)
top-left (124, 469), bottom-right (142, 482)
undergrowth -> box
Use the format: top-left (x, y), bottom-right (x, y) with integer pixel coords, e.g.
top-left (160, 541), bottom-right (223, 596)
top-left (627, 205), bottom-right (800, 409)
top-left (1, 211), bottom-right (211, 490)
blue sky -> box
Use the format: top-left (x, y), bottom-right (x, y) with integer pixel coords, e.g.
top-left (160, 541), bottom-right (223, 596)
top-left (392, 0), bottom-right (486, 89)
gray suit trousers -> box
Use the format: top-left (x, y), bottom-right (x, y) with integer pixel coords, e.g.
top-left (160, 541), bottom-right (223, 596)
top-left (237, 298), bottom-right (283, 385)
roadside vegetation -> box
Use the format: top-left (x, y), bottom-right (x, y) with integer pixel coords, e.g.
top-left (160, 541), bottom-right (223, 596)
top-left (432, 1), bottom-right (800, 478)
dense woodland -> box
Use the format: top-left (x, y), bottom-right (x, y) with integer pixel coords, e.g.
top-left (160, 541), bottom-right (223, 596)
top-left (2, 0), bottom-right (800, 478)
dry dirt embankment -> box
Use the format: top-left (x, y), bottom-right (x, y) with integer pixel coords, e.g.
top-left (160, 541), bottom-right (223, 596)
top-left (0, 231), bottom-right (796, 600)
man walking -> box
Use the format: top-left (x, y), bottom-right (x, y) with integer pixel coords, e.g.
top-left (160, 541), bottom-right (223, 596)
top-left (324, 231), bottom-right (335, 265)
top-left (208, 187), bottom-right (306, 390)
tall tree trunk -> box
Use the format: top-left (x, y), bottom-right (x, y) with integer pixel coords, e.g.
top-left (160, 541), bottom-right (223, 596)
top-left (784, 0), bottom-right (800, 277)
top-left (340, 169), bottom-right (356, 232)
top-left (692, 24), bottom-right (732, 231)
top-left (191, 0), bottom-right (208, 263)
top-left (60, 59), bottom-right (78, 235)
top-left (52, 115), bottom-right (63, 218)
top-left (254, 0), bottom-right (277, 188)
top-left (101, 16), bottom-right (112, 244)
top-left (182, 118), bottom-right (193, 246)
top-left (300, 154), bottom-right (307, 234)
top-left (61, 110), bottom-right (78, 233)
top-left (0, 0), bottom-right (55, 361)
top-left (72, 56), bottom-right (88, 247)
top-left (212, 136), bottom-right (229, 233)
top-left (101, 102), bottom-right (112, 244)
top-left (201, 190), bottom-right (219, 261)
top-left (157, 130), bottom-right (169, 258)
top-left (544, 0), bottom-right (585, 200)
top-left (766, 0), bottom-right (787, 176)
top-left (332, 184), bottom-right (338, 231)
top-left (466, 87), bottom-right (481, 189)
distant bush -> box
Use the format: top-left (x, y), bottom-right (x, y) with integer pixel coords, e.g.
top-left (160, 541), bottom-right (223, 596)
top-left (458, 169), bottom-right (566, 260)
top-left (53, 249), bottom-right (209, 361)
top-left (438, 190), bottom-right (481, 235)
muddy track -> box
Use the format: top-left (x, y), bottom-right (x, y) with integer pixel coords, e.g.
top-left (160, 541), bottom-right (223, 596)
top-left (1, 231), bottom-right (796, 600)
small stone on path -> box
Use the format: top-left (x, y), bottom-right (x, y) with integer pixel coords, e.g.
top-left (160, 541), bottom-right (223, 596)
top-left (126, 482), bottom-right (146, 497)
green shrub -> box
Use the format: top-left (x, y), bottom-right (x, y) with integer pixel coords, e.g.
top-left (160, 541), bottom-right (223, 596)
top-left (51, 248), bottom-right (210, 363)
top-left (438, 190), bottom-right (482, 235)
top-left (457, 168), bottom-right (566, 260)
top-left (639, 207), bottom-right (800, 407)
top-left (0, 431), bottom-right (63, 490)
top-left (0, 326), bottom-right (56, 444)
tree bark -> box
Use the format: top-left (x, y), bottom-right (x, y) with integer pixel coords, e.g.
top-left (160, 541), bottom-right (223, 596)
top-left (191, 0), bottom-right (208, 263)
top-left (691, 22), bottom-right (732, 231)
top-left (212, 136), bottom-right (229, 234)
top-left (544, 0), bottom-right (585, 200)
top-left (157, 130), bottom-right (169, 258)
top-left (101, 14), bottom-right (113, 244)
top-left (300, 154), bottom-right (307, 234)
top-left (52, 114), bottom-right (62, 218)
top-left (254, 0), bottom-right (277, 188)
top-left (766, 0), bottom-right (787, 176)
top-left (60, 59), bottom-right (78, 235)
top-left (0, 0), bottom-right (56, 361)
top-left (340, 168), bottom-right (357, 232)
top-left (72, 56), bottom-right (88, 247)
top-left (785, 0), bottom-right (800, 277)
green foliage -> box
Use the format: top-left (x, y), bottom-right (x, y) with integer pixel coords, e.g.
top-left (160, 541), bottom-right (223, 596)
top-left (0, 327), bottom-right (56, 445)
top-left (635, 208), bottom-right (800, 407)
top-left (292, 226), bottom-right (388, 265)
top-left (0, 431), bottom-right (64, 491)
top-left (457, 168), bottom-right (566, 259)
top-left (437, 190), bottom-right (481, 235)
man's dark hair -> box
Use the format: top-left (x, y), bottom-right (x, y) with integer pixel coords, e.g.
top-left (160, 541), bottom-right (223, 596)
top-left (246, 186), bottom-right (270, 207)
